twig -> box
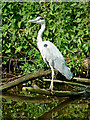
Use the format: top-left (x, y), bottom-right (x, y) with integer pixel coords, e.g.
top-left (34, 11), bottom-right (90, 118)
top-left (24, 36), bottom-right (40, 52)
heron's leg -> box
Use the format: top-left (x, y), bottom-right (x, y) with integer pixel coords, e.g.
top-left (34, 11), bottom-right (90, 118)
top-left (49, 65), bottom-right (54, 92)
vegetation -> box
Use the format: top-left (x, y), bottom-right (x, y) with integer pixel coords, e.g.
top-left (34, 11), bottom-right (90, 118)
top-left (2, 2), bottom-right (89, 119)
top-left (2, 2), bottom-right (89, 76)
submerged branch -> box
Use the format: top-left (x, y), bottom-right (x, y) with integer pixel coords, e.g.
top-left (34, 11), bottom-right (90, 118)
top-left (1, 93), bottom-right (52, 104)
top-left (24, 87), bottom-right (86, 97)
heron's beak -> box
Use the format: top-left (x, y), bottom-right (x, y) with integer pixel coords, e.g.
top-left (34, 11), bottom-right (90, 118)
top-left (28, 17), bottom-right (40, 23)
top-left (28, 19), bottom-right (36, 23)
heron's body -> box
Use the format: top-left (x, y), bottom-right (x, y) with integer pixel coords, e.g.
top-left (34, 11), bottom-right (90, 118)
top-left (28, 16), bottom-right (73, 92)
top-left (38, 40), bottom-right (72, 80)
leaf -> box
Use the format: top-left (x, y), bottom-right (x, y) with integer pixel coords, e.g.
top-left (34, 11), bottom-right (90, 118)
top-left (5, 49), bottom-right (11, 53)
top-left (77, 18), bottom-right (81, 23)
top-left (72, 48), bottom-right (77, 53)
top-left (71, 3), bottom-right (77, 7)
top-left (18, 21), bottom-right (21, 28)
top-left (15, 46), bottom-right (22, 53)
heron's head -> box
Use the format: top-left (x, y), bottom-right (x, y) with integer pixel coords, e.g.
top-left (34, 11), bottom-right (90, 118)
top-left (28, 16), bottom-right (45, 24)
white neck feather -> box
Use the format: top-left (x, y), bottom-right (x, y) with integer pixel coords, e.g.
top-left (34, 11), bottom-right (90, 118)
top-left (37, 23), bottom-right (45, 44)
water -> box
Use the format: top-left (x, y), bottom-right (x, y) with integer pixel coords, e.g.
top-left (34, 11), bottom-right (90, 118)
top-left (1, 75), bottom-right (90, 119)
top-left (1, 91), bottom-right (90, 120)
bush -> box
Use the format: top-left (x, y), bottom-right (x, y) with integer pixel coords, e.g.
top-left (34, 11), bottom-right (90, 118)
top-left (2, 2), bottom-right (89, 76)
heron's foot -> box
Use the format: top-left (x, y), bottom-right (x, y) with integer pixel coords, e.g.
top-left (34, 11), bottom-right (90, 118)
top-left (51, 89), bottom-right (55, 95)
top-left (47, 87), bottom-right (54, 95)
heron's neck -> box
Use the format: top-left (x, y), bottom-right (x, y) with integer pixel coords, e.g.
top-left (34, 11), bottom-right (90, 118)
top-left (37, 23), bottom-right (45, 44)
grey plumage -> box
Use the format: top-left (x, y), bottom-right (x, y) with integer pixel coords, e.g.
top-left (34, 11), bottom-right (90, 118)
top-left (28, 16), bottom-right (73, 92)
top-left (39, 41), bottom-right (73, 80)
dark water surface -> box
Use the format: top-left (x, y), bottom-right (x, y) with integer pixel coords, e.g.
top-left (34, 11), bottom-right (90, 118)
top-left (1, 91), bottom-right (90, 120)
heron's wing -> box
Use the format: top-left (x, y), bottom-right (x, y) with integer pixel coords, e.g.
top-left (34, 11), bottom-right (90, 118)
top-left (39, 41), bottom-right (73, 80)
top-left (54, 58), bottom-right (73, 80)
top-left (40, 41), bottom-right (65, 63)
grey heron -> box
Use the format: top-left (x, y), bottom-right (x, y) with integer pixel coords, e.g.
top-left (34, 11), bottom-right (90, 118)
top-left (28, 16), bottom-right (73, 93)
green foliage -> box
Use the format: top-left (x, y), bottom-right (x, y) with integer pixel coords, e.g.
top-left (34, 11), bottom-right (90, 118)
top-left (2, 2), bottom-right (89, 75)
